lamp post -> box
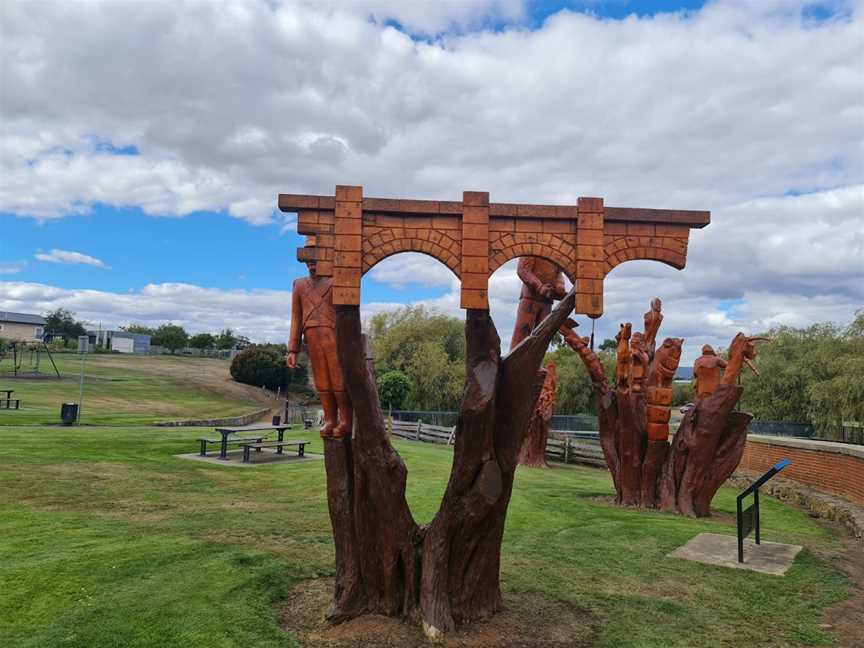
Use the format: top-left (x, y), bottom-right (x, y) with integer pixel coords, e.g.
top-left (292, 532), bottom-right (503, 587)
top-left (77, 335), bottom-right (89, 424)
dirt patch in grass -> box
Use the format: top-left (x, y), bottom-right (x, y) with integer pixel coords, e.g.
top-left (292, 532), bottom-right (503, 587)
top-left (821, 536), bottom-right (864, 648)
top-left (280, 578), bottom-right (598, 648)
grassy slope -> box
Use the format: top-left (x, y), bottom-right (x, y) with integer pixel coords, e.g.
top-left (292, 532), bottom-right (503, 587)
top-left (0, 425), bottom-right (851, 648)
top-left (0, 354), bottom-right (266, 425)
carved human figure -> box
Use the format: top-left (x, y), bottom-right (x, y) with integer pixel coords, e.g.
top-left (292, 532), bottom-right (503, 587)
top-left (510, 257), bottom-right (566, 348)
top-left (645, 337), bottom-right (684, 441)
top-left (615, 323), bottom-right (633, 390)
top-left (629, 331), bottom-right (650, 394)
top-left (693, 344), bottom-right (727, 399)
top-left (287, 260), bottom-right (352, 438)
top-left (643, 297), bottom-right (663, 359)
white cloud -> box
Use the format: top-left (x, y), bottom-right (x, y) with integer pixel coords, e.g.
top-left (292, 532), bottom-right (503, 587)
top-left (34, 249), bottom-right (110, 269)
top-left (0, 281), bottom-right (294, 341)
top-left (0, 261), bottom-right (27, 274)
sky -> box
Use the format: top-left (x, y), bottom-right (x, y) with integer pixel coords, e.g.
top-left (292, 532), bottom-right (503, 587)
top-left (1, 0), bottom-right (862, 363)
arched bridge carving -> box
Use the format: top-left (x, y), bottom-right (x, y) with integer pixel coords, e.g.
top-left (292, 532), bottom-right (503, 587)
top-left (278, 186), bottom-right (709, 316)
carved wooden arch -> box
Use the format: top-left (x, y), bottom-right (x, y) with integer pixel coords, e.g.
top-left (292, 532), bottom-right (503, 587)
top-left (604, 239), bottom-right (687, 274)
top-left (488, 239), bottom-right (575, 282)
top-left (362, 245), bottom-right (462, 279)
top-left (278, 186), bottom-right (709, 316)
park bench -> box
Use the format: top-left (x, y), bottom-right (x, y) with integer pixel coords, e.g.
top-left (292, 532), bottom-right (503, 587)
top-left (240, 439), bottom-right (308, 463)
top-left (0, 389), bottom-right (20, 410)
top-left (198, 434), bottom-right (267, 457)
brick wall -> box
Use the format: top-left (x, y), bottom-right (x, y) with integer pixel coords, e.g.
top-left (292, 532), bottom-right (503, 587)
top-left (739, 436), bottom-right (864, 506)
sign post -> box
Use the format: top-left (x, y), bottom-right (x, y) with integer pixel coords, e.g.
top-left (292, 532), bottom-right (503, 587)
top-left (77, 335), bottom-right (89, 424)
top-left (736, 459), bottom-right (790, 562)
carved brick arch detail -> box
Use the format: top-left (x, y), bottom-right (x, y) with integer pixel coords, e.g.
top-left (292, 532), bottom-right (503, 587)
top-left (362, 242), bottom-right (462, 278)
top-left (489, 235), bottom-right (576, 280)
top-left (603, 226), bottom-right (690, 275)
top-left (362, 219), bottom-right (462, 276)
top-left (279, 186), bottom-right (708, 316)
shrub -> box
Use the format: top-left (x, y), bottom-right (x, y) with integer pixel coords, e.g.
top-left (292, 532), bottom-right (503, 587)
top-left (230, 345), bottom-right (288, 390)
top-left (377, 370), bottom-right (411, 410)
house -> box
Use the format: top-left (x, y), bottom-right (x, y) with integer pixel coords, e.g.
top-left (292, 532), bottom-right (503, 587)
top-left (0, 311), bottom-right (46, 341)
top-left (87, 329), bottom-right (151, 354)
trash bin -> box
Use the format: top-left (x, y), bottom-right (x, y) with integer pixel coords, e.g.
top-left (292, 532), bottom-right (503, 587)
top-left (272, 415), bottom-right (281, 426)
top-left (61, 403), bottom-right (78, 425)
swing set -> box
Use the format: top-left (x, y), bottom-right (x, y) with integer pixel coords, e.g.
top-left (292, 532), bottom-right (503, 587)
top-left (0, 340), bottom-right (62, 378)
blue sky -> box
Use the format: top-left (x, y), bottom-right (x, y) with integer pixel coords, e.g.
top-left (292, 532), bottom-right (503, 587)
top-left (2, 0), bottom-right (861, 356)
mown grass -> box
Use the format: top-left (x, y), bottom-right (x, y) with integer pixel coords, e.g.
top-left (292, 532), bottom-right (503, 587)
top-left (0, 425), bottom-right (851, 648)
top-left (0, 354), bottom-right (263, 425)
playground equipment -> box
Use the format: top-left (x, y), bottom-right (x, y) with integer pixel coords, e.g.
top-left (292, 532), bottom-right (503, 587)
top-left (0, 341), bottom-right (61, 378)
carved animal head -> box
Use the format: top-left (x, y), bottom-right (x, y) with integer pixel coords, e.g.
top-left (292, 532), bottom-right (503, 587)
top-left (631, 332), bottom-right (646, 351)
top-left (654, 337), bottom-right (684, 377)
top-left (616, 322), bottom-right (632, 342)
top-left (728, 332), bottom-right (769, 375)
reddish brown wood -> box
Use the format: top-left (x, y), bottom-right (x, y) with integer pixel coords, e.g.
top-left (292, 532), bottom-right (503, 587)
top-left (278, 193), bottom-right (710, 227)
top-left (325, 292), bottom-right (575, 637)
top-left (567, 300), bottom-right (764, 517)
top-left (517, 362), bottom-right (558, 468)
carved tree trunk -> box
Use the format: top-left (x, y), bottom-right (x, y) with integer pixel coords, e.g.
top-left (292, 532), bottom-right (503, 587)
top-left (325, 293), bottom-right (574, 636)
top-left (517, 364), bottom-right (557, 468)
top-left (593, 375), bottom-right (751, 516)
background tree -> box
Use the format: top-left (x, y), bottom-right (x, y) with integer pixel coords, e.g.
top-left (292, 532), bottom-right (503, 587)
top-left (377, 370), bottom-right (411, 410)
top-left (230, 345), bottom-right (287, 390)
top-left (44, 308), bottom-right (87, 339)
top-left (369, 306), bottom-right (465, 411)
top-left (121, 323), bottom-right (156, 336)
top-left (216, 328), bottom-right (237, 350)
top-left (546, 344), bottom-right (615, 414)
top-left (598, 338), bottom-right (617, 352)
top-left (151, 324), bottom-right (189, 354)
top-left (189, 333), bottom-right (215, 350)
top-left (740, 310), bottom-right (864, 437)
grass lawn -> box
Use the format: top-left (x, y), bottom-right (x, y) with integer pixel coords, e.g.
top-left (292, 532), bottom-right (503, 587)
top-left (0, 424), bottom-right (852, 648)
top-left (0, 354), bottom-right (266, 425)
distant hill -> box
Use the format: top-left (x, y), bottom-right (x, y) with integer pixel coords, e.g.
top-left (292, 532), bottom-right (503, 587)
top-left (675, 366), bottom-right (694, 381)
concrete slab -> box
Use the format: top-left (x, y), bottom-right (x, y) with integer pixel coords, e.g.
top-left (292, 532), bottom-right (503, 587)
top-left (668, 532), bottom-right (803, 576)
top-left (175, 448), bottom-right (323, 468)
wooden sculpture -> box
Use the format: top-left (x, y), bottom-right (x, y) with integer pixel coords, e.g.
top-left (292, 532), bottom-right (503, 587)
top-left (564, 298), bottom-right (765, 516)
top-left (693, 344), bottom-right (728, 399)
top-left (324, 292), bottom-right (575, 637)
top-left (510, 257), bottom-right (567, 348)
top-left (517, 362), bottom-right (558, 467)
top-left (287, 260), bottom-right (352, 438)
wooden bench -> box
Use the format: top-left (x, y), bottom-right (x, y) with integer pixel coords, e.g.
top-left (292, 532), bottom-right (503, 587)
top-left (240, 440), bottom-right (307, 463)
top-left (197, 434), bottom-right (266, 457)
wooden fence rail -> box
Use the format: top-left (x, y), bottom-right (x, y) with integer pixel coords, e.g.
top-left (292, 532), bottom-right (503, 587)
top-left (387, 417), bottom-right (606, 468)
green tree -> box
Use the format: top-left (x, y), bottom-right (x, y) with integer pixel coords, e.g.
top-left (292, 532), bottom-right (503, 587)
top-left (369, 306), bottom-right (465, 411)
top-left (377, 370), bottom-right (411, 410)
top-left (598, 338), bottom-right (617, 352)
top-left (546, 345), bottom-right (616, 415)
top-left (230, 345), bottom-right (287, 390)
top-left (44, 308), bottom-right (87, 339)
top-left (216, 328), bottom-right (237, 350)
top-left (151, 324), bottom-right (189, 354)
top-left (740, 310), bottom-right (864, 436)
top-left (121, 323), bottom-right (156, 336)
top-left (189, 333), bottom-right (215, 350)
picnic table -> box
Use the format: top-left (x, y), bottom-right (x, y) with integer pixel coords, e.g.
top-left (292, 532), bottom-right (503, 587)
top-left (0, 389), bottom-right (20, 410)
top-left (208, 424), bottom-right (293, 460)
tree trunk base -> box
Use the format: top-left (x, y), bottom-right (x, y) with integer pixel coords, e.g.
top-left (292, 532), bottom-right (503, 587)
top-left (599, 384), bottom-right (751, 516)
top-left (326, 294), bottom-right (576, 635)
